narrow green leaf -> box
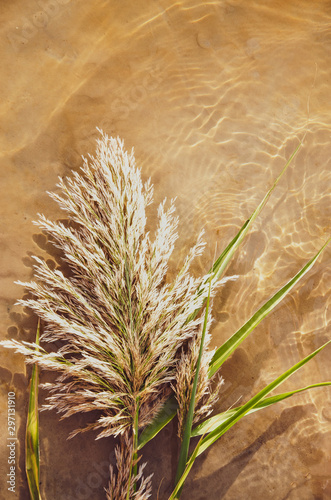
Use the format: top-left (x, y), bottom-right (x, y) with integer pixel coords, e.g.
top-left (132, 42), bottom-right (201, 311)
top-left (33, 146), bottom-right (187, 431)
top-left (201, 340), bottom-right (330, 453)
top-left (137, 395), bottom-right (178, 450)
top-left (169, 341), bottom-right (331, 498)
top-left (26, 321), bottom-right (42, 500)
top-left (191, 382), bottom-right (331, 436)
top-left (209, 237), bottom-right (330, 377)
top-left (187, 141), bottom-right (302, 324)
top-left (174, 281), bottom-right (211, 494)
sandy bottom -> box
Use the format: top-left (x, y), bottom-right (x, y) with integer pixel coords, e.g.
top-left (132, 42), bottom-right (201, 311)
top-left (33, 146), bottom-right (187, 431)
top-left (0, 0), bottom-right (330, 499)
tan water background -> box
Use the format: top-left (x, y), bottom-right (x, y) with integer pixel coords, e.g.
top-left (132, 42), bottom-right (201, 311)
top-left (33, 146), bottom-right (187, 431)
top-left (0, 1), bottom-right (330, 499)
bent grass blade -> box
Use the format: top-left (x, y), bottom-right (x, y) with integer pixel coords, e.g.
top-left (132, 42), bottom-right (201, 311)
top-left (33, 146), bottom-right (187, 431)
top-left (169, 341), bottom-right (331, 499)
top-left (191, 382), bottom-right (331, 436)
top-left (187, 140), bottom-right (302, 323)
top-left (26, 321), bottom-right (42, 500)
top-left (208, 237), bottom-right (331, 378)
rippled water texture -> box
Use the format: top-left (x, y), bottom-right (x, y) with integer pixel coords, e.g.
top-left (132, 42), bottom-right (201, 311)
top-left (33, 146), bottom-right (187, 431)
top-left (0, 1), bottom-right (330, 499)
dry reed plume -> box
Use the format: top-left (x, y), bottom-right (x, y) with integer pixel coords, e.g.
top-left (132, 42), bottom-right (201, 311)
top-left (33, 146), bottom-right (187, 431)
top-left (2, 133), bottom-right (229, 497)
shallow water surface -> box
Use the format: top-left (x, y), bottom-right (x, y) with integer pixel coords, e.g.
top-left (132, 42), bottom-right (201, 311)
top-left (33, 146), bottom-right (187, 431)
top-left (0, 1), bottom-right (330, 499)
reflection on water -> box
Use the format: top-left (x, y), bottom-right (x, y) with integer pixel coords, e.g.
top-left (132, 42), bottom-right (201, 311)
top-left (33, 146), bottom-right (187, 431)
top-left (0, 0), bottom-right (330, 499)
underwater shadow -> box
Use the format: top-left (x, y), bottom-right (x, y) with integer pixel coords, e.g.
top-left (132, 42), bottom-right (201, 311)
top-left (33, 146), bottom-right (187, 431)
top-left (183, 404), bottom-right (310, 500)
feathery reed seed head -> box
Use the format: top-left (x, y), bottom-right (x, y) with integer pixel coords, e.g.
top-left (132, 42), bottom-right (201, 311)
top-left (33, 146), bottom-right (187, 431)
top-left (2, 133), bottom-right (221, 440)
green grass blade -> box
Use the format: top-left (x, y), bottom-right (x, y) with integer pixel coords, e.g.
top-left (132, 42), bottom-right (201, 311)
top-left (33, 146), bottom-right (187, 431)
top-left (169, 341), bottom-right (330, 498)
top-left (187, 141), bottom-right (302, 324)
top-left (174, 282), bottom-right (211, 494)
top-left (26, 321), bottom-right (41, 500)
top-left (209, 237), bottom-right (330, 377)
top-left (137, 395), bottom-right (178, 450)
top-left (191, 382), bottom-right (331, 436)
top-left (199, 341), bottom-right (330, 455)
